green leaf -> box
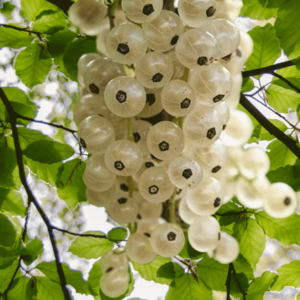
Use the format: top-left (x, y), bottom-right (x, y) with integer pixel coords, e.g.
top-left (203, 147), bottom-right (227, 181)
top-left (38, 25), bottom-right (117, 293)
top-left (22, 237), bottom-right (43, 265)
top-left (260, 119), bottom-right (288, 141)
top-left (18, 127), bottom-right (51, 149)
top-left (275, 0), bottom-right (300, 60)
top-left (242, 78), bottom-right (255, 93)
top-left (0, 260), bottom-right (20, 293)
top-left (230, 272), bottom-right (249, 298)
top-left (297, 103), bottom-right (300, 120)
top-left (166, 274), bottom-right (213, 300)
top-left (63, 38), bottom-right (97, 81)
top-left (247, 271), bottom-right (277, 300)
top-left (1, 1), bottom-right (16, 19)
top-left (267, 84), bottom-right (300, 112)
top-left (267, 138), bottom-right (297, 170)
top-left (233, 218), bottom-right (266, 270)
top-left (69, 232), bottom-right (113, 259)
top-left (256, 211), bottom-right (300, 246)
top-left (0, 213), bottom-right (17, 247)
top-left (0, 26), bottom-right (34, 48)
top-left (7, 276), bottom-right (37, 300)
top-left (245, 24), bottom-right (281, 73)
top-left (234, 254), bottom-right (254, 281)
top-left (21, 0), bottom-right (59, 21)
top-left (131, 256), bottom-right (173, 285)
top-left (36, 277), bottom-right (65, 300)
top-left (107, 227), bottom-right (128, 243)
top-left (15, 43), bottom-right (52, 89)
top-left (271, 260), bottom-right (300, 291)
top-left (240, 0), bottom-right (278, 20)
top-left (267, 164), bottom-right (300, 192)
top-left (0, 188), bottom-right (25, 217)
top-left (57, 159), bottom-right (86, 209)
top-left (179, 234), bottom-right (204, 260)
top-left (248, 124), bottom-right (261, 144)
top-left (23, 139), bottom-right (74, 164)
top-left (33, 11), bottom-right (67, 34)
top-left (36, 261), bottom-right (89, 294)
top-left (157, 262), bottom-right (184, 281)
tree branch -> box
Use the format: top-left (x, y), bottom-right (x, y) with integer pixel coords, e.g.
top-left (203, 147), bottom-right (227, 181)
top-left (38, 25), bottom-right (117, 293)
top-left (0, 24), bottom-right (43, 40)
top-left (2, 259), bottom-right (21, 299)
top-left (52, 226), bottom-right (108, 239)
top-left (240, 93), bottom-right (300, 160)
top-left (225, 263), bottom-right (232, 300)
top-left (231, 263), bottom-right (247, 300)
top-left (268, 71), bottom-right (300, 93)
top-left (242, 61), bottom-right (294, 78)
top-left (0, 88), bottom-right (71, 300)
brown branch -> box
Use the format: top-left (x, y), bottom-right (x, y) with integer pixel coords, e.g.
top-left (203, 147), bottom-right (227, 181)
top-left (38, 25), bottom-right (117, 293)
top-left (2, 259), bottom-right (21, 299)
top-left (0, 24), bottom-right (43, 40)
top-left (52, 226), bottom-right (108, 239)
top-left (240, 93), bottom-right (300, 159)
top-left (0, 88), bottom-right (71, 300)
top-left (242, 61), bottom-right (294, 78)
top-left (268, 71), bottom-right (300, 93)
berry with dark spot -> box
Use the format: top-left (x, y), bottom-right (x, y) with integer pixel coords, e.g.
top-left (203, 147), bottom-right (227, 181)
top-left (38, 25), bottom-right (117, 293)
top-left (197, 56), bottom-right (208, 66)
top-left (118, 197), bottom-right (127, 204)
top-left (143, 4), bottom-right (154, 15)
top-left (149, 185), bottom-right (159, 195)
top-left (133, 132), bottom-right (141, 143)
top-left (89, 83), bottom-right (100, 94)
top-left (207, 128), bottom-right (216, 139)
top-left (167, 231), bottom-right (176, 241)
top-left (170, 35), bottom-right (179, 46)
top-left (182, 168), bottom-right (193, 179)
top-left (181, 98), bottom-right (191, 109)
top-left (116, 90), bottom-right (127, 103)
top-left (212, 166), bottom-right (221, 173)
top-left (152, 73), bottom-right (164, 82)
top-left (206, 6), bottom-right (216, 17)
top-left (214, 198), bottom-right (221, 207)
top-left (159, 141), bottom-right (169, 152)
top-left (117, 43), bottom-right (130, 55)
top-left (284, 197), bottom-right (291, 205)
top-left (213, 94), bottom-right (225, 103)
top-left (114, 161), bottom-right (125, 171)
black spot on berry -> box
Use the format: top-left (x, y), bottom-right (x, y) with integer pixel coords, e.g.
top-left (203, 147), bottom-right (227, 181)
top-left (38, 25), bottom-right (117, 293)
top-left (152, 73), bottom-right (164, 83)
top-left (181, 98), bottom-right (191, 109)
top-left (223, 124), bottom-right (227, 130)
top-left (182, 168), bottom-right (193, 179)
top-left (116, 90), bottom-right (127, 103)
top-left (212, 166), bottom-right (221, 173)
top-left (214, 198), bottom-right (221, 207)
top-left (80, 138), bottom-right (87, 148)
top-left (206, 6), bottom-right (216, 17)
top-left (170, 35), bottom-right (179, 46)
top-left (133, 132), bottom-right (141, 143)
top-left (114, 161), bottom-right (125, 171)
top-left (213, 94), bottom-right (225, 103)
top-left (117, 43), bottom-right (130, 55)
top-left (118, 197), bottom-right (127, 204)
top-left (143, 4), bottom-right (154, 15)
top-left (144, 232), bottom-right (151, 238)
top-left (167, 231), bottom-right (176, 241)
top-left (89, 83), bottom-right (99, 94)
top-left (137, 214), bottom-right (142, 220)
top-left (207, 128), bottom-right (216, 139)
top-left (222, 53), bottom-right (232, 61)
top-left (145, 161), bottom-right (154, 168)
top-left (236, 49), bottom-right (242, 57)
top-left (149, 185), bottom-right (159, 195)
top-left (197, 56), bottom-right (208, 66)
top-left (106, 267), bottom-right (113, 273)
top-left (120, 184), bottom-right (129, 192)
top-left (159, 141), bottom-right (169, 152)
top-left (284, 197), bottom-right (292, 205)
top-left (146, 93), bottom-right (156, 106)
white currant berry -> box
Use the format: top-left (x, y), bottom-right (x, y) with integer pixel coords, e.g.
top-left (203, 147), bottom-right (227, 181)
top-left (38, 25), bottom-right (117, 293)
top-left (138, 88), bottom-right (164, 118)
top-left (100, 248), bottom-right (128, 273)
top-left (86, 187), bottom-right (115, 208)
top-left (179, 197), bottom-right (199, 225)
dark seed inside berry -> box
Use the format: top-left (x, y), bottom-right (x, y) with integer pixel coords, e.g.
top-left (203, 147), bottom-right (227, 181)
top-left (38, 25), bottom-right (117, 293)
top-left (167, 231), bottom-right (176, 241)
top-left (143, 4), bottom-right (154, 15)
top-left (116, 90), bottom-right (127, 103)
top-left (120, 184), bottom-right (129, 192)
top-left (118, 197), bottom-right (127, 204)
top-left (212, 166), bottom-right (221, 173)
top-left (181, 98), bottom-right (191, 109)
top-left (197, 56), bottom-right (208, 66)
top-left (145, 161), bottom-right (154, 168)
top-left (106, 267), bottom-right (113, 273)
top-left (284, 197), bottom-right (292, 205)
top-left (117, 43), bottom-right (130, 55)
top-left (144, 232), bottom-right (151, 237)
top-left (133, 132), bottom-right (141, 143)
top-left (214, 198), bottom-right (221, 207)
top-left (149, 185), bottom-right (159, 195)
top-left (159, 141), bottom-right (169, 151)
top-left (206, 6), bottom-right (216, 17)
top-left (89, 83), bottom-right (100, 94)
top-left (213, 94), bottom-right (225, 103)
top-left (170, 35), bottom-right (179, 46)
top-left (152, 73), bottom-right (164, 82)
top-left (114, 161), bottom-right (125, 171)
top-left (182, 168), bottom-right (193, 179)
top-left (223, 124), bottom-right (227, 130)
top-left (137, 214), bottom-right (142, 220)
top-left (222, 53), bottom-right (232, 61)
top-left (207, 128), bottom-right (216, 139)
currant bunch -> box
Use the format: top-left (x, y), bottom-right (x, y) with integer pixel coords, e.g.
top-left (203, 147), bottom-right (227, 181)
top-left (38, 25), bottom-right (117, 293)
top-left (70, 0), bottom-right (298, 297)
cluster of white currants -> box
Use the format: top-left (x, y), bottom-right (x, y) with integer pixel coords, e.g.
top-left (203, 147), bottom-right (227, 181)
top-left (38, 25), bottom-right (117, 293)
top-left (70, 0), bottom-right (298, 296)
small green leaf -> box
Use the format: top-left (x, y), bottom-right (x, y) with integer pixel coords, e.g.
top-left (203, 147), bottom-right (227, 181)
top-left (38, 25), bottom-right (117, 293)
top-left (63, 38), bottom-right (97, 81)
top-left (233, 218), bottom-right (266, 271)
top-left (15, 43), bottom-right (52, 89)
top-left (22, 237), bottom-right (43, 265)
top-left (275, 0), bottom-right (300, 60)
top-left (240, 0), bottom-right (278, 20)
top-left (131, 256), bottom-right (173, 285)
top-left (1, 2), bottom-right (16, 19)
top-left (23, 139), bottom-right (74, 164)
top-left (166, 274), bottom-right (213, 300)
top-left (260, 119), bottom-right (288, 141)
top-left (0, 213), bottom-right (17, 247)
top-left (36, 261), bottom-right (89, 294)
top-left (33, 11), bottom-right (67, 34)
top-left (107, 227), bottom-right (128, 243)
top-left (7, 276), bottom-right (36, 300)
top-left (157, 262), bottom-right (184, 280)
top-left (267, 84), bottom-right (300, 112)
top-left (245, 24), bottom-right (281, 73)
top-left (267, 139), bottom-right (297, 170)
top-left (21, 0), bottom-right (59, 21)
top-left (242, 78), bottom-right (255, 93)
top-left (271, 260), bottom-right (300, 291)
top-left (179, 234), bottom-right (204, 260)
top-left (247, 271), bottom-right (277, 300)
top-left (0, 26), bottom-right (34, 48)
top-left (57, 159), bottom-right (86, 210)
top-left (0, 188), bottom-right (26, 217)
top-left (36, 277), bottom-right (65, 300)
top-left (0, 260), bottom-right (20, 293)
top-left (256, 211), bottom-right (300, 246)
top-left (69, 232), bottom-right (113, 259)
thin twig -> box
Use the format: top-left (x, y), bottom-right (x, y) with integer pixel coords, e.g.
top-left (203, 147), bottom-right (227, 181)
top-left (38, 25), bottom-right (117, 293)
top-left (225, 263), bottom-right (232, 300)
top-left (107, 0), bottom-right (119, 29)
top-left (268, 71), bottom-right (300, 93)
top-left (62, 160), bottom-right (81, 189)
top-left (231, 263), bottom-right (247, 300)
top-left (0, 24), bottom-right (43, 40)
top-left (242, 61), bottom-right (294, 78)
top-left (240, 93), bottom-right (300, 160)
top-left (2, 259), bottom-right (21, 299)
top-left (0, 88), bottom-right (71, 300)
top-left (52, 226), bottom-right (108, 239)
